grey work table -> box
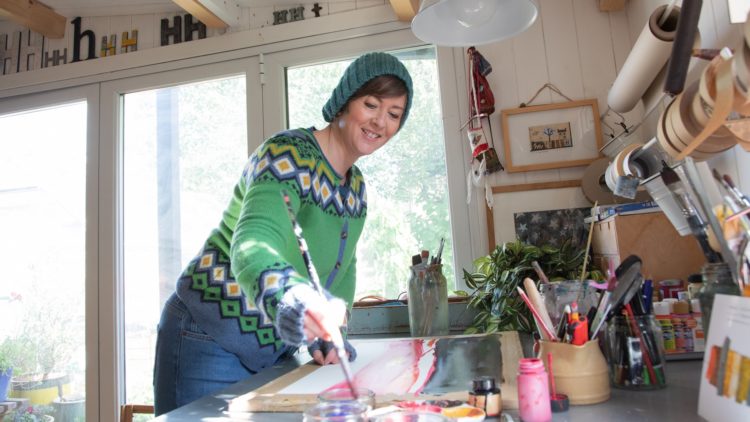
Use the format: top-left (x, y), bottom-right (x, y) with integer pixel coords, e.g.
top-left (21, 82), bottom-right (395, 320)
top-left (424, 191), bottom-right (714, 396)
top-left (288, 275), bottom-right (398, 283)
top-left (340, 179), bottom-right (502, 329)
top-left (153, 356), bottom-right (706, 421)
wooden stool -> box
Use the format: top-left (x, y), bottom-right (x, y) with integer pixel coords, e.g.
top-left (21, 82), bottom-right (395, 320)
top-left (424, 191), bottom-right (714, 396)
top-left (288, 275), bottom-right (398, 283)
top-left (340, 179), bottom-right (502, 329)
top-left (120, 404), bottom-right (154, 422)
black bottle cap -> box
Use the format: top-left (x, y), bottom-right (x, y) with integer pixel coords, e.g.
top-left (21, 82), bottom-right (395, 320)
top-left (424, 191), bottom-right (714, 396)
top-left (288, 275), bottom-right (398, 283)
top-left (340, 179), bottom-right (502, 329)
top-left (472, 376), bottom-right (496, 392)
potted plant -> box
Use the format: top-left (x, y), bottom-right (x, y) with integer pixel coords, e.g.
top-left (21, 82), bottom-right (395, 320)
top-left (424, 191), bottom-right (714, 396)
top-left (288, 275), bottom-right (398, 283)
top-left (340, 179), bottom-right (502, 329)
top-left (7, 290), bottom-right (83, 420)
top-left (0, 337), bottom-right (20, 402)
top-left (3, 404), bottom-right (55, 422)
top-left (463, 239), bottom-right (604, 334)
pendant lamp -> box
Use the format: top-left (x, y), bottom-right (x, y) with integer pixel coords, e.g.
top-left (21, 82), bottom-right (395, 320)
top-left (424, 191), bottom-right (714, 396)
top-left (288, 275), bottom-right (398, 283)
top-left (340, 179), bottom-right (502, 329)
top-left (411, 0), bottom-right (538, 46)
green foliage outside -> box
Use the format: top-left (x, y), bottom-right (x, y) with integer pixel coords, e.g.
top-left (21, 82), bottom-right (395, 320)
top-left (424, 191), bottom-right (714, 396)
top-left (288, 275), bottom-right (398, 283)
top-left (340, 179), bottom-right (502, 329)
top-left (463, 239), bottom-right (605, 334)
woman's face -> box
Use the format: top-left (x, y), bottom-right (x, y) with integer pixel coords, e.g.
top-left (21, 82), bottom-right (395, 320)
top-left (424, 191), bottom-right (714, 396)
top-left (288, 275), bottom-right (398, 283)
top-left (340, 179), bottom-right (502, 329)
top-left (337, 94), bottom-right (407, 160)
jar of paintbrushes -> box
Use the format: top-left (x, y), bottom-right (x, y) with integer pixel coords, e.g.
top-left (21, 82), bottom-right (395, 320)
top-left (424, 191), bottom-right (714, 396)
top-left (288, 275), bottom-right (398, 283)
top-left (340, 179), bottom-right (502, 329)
top-left (604, 313), bottom-right (667, 389)
top-left (407, 261), bottom-right (449, 337)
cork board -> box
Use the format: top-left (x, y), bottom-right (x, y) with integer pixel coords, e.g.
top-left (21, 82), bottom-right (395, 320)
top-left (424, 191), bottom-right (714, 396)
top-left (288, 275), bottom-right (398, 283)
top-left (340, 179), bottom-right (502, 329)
top-left (227, 332), bottom-right (523, 412)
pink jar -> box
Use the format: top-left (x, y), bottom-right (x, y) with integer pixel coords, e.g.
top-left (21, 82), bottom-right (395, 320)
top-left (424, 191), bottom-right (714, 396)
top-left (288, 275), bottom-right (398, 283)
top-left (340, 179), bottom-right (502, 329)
top-left (517, 358), bottom-right (551, 422)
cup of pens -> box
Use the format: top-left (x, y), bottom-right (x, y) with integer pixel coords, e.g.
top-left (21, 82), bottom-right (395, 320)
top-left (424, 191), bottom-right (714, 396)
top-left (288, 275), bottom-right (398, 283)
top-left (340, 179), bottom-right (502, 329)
top-left (604, 314), bottom-right (667, 389)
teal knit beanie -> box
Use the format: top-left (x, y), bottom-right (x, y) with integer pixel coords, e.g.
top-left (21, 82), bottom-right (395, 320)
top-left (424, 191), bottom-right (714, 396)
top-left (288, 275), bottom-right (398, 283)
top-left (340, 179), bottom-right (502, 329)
top-left (322, 52), bottom-right (413, 129)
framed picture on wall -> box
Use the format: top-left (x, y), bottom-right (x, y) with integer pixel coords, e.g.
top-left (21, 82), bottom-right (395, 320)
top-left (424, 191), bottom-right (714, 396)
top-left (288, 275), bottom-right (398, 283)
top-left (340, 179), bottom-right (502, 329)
top-left (501, 99), bottom-right (604, 173)
top-left (485, 180), bottom-right (592, 252)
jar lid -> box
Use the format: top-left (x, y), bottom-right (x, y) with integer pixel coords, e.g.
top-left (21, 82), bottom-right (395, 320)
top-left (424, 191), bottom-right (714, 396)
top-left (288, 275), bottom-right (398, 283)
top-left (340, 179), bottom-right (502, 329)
top-left (673, 301), bottom-right (690, 314)
top-left (472, 376), bottom-right (496, 391)
top-left (653, 301), bottom-right (670, 316)
top-left (687, 273), bottom-right (702, 284)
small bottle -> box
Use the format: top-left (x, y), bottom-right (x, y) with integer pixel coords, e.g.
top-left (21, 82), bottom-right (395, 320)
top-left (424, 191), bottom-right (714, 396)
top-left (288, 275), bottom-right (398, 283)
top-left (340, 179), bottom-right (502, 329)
top-left (468, 376), bottom-right (501, 417)
top-left (653, 302), bottom-right (676, 353)
top-left (691, 298), bottom-right (705, 353)
top-left (517, 358), bottom-right (551, 422)
top-left (672, 301), bottom-right (693, 352)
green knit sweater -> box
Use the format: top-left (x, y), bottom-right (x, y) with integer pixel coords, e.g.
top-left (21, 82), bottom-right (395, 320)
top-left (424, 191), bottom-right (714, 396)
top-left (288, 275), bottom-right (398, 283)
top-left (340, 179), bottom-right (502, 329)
top-left (176, 128), bottom-right (366, 372)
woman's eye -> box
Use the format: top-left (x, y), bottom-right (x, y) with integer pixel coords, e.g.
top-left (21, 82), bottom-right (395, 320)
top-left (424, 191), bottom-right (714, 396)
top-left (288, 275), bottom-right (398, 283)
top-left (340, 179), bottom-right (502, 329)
top-left (364, 102), bottom-right (376, 109)
top-left (389, 112), bottom-right (401, 119)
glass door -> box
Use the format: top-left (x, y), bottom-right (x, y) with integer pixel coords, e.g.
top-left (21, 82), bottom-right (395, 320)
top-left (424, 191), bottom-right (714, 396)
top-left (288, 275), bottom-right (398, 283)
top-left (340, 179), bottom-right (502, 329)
top-left (100, 58), bottom-right (261, 414)
top-left (0, 85), bottom-right (99, 421)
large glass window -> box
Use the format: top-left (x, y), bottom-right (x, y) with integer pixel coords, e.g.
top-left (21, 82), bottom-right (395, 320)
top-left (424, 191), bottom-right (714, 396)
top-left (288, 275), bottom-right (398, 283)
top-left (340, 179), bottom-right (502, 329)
top-left (287, 46), bottom-right (454, 299)
top-left (0, 102), bottom-right (87, 421)
top-left (122, 75), bottom-right (247, 406)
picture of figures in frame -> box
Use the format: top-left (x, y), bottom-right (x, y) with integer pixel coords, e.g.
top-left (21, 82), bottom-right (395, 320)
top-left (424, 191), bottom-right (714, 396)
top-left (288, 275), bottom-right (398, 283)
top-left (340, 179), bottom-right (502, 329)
top-left (529, 122), bottom-right (572, 151)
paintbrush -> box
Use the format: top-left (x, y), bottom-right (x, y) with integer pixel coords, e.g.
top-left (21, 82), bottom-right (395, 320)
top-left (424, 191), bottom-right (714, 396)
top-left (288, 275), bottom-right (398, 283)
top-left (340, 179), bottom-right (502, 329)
top-left (713, 169), bottom-right (748, 209)
top-left (723, 174), bottom-right (750, 207)
top-left (575, 201), bottom-right (598, 305)
top-left (516, 286), bottom-right (558, 341)
top-left (281, 190), bottom-right (358, 398)
top-left (531, 261), bottom-right (550, 285)
top-left (660, 163), bottom-right (721, 263)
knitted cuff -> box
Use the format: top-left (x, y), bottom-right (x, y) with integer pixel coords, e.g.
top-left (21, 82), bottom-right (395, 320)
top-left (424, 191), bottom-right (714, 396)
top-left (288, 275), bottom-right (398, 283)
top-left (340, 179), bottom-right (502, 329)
top-left (307, 338), bottom-right (358, 362)
top-left (276, 284), bottom-right (323, 346)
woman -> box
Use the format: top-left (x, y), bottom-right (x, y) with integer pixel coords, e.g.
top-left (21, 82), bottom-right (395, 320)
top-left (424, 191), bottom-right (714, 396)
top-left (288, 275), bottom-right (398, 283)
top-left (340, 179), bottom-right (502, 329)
top-left (153, 51), bottom-right (413, 415)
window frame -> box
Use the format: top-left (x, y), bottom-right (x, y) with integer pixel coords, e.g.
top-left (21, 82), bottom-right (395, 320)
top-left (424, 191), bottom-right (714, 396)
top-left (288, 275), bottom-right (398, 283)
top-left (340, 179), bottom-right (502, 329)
top-left (99, 57), bottom-right (260, 420)
top-left (0, 84), bottom-right (100, 422)
top-left (260, 29), bottom-right (477, 295)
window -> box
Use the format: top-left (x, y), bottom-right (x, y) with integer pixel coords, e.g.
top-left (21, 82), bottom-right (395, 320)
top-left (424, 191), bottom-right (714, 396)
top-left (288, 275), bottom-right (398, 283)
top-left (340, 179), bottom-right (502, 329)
top-left (287, 46), bottom-right (455, 299)
top-left (0, 101), bottom-right (87, 421)
top-left (122, 75), bottom-right (248, 405)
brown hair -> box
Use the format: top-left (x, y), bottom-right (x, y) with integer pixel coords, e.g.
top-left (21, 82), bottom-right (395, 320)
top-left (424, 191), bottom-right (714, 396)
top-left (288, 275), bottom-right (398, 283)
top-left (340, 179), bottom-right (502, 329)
top-left (338, 75), bottom-right (409, 119)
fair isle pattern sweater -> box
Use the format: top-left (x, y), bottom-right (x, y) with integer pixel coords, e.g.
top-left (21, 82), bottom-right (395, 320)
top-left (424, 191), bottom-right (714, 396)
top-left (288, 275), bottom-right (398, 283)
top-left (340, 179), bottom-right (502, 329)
top-left (176, 128), bottom-right (366, 372)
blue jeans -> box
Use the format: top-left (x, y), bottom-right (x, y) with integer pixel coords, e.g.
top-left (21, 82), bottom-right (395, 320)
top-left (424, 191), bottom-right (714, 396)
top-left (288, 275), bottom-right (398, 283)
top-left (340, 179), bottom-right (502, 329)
top-left (153, 293), bottom-right (255, 416)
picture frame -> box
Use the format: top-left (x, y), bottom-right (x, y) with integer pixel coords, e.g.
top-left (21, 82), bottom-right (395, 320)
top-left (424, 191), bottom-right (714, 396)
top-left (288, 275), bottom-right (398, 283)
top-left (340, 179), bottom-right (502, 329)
top-left (485, 180), bottom-right (591, 252)
top-left (501, 99), bottom-right (603, 173)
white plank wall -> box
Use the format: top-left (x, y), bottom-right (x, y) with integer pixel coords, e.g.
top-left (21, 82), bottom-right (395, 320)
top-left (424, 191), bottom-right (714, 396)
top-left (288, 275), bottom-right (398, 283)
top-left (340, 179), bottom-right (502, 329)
top-left (484, 0), bottom-right (632, 191)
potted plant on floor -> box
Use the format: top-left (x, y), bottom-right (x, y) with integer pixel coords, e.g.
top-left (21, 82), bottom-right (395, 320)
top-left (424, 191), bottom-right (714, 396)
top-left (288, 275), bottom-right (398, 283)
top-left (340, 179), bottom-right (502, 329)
top-left (8, 289), bottom-right (85, 421)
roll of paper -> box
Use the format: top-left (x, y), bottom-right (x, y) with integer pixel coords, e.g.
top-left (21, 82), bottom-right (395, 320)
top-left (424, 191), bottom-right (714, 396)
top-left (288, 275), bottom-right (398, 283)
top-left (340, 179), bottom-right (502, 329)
top-left (607, 5), bottom-right (680, 113)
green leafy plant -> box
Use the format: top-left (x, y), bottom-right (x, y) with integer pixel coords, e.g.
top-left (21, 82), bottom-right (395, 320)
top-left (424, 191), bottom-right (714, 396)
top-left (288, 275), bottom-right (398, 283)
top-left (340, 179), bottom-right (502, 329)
top-left (3, 404), bottom-right (54, 422)
top-left (463, 239), bottom-right (604, 334)
top-left (0, 337), bottom-right (23, 375)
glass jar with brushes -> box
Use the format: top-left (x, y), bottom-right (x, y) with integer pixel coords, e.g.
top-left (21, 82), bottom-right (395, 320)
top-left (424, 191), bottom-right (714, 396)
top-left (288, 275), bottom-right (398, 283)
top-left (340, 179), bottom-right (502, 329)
top-left (697, 262), bottom-right (740, 337)
top-left (604, 314), bottom-right (667, 389)
top-left (407, 263), bottom-right (449, 337)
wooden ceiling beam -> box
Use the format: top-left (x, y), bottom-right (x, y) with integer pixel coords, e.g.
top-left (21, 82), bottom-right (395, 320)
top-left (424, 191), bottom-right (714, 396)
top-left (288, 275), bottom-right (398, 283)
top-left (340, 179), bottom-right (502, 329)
top-left (389, 0), bottom-right (420, 22)
top-left (0, 0), bottom-right (66, 39)
top-left (172, 0), bottom-right (241, 29)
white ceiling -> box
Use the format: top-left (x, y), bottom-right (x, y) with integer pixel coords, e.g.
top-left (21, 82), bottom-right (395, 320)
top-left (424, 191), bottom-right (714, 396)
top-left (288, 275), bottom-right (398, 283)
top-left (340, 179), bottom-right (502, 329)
top-left (39, 0), bottom-right (355, 18)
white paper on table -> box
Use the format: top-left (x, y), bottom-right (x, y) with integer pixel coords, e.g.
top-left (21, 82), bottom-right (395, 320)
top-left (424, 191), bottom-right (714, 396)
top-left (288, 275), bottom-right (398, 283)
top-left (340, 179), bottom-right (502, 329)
top-left (279, 338), bottom-right (437, 395)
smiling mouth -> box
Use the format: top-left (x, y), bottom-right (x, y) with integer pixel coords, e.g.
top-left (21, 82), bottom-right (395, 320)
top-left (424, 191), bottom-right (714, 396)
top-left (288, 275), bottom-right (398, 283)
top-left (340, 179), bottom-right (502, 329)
top-left (362, 128), bottom-right (381, 140)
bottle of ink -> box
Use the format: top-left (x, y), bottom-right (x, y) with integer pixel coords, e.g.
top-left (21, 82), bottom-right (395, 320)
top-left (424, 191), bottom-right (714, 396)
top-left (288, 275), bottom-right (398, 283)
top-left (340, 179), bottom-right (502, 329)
top-left (468, 376), bottom-right (501, 417)
top-left (653, 302), bottom-right (676, 353)
top-left (517, 358), bottom-right (551, 422)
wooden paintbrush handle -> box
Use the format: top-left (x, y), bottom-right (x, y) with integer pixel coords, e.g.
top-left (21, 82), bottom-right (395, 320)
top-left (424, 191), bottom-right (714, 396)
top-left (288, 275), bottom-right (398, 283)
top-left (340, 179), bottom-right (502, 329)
top-left (524, 278), bottom-right (556, 341)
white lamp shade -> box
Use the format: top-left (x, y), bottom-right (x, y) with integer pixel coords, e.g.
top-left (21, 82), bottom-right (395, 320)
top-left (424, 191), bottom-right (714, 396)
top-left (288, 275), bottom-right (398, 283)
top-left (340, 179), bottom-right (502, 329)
top-left (411, 0), bottom-right (538, 47)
